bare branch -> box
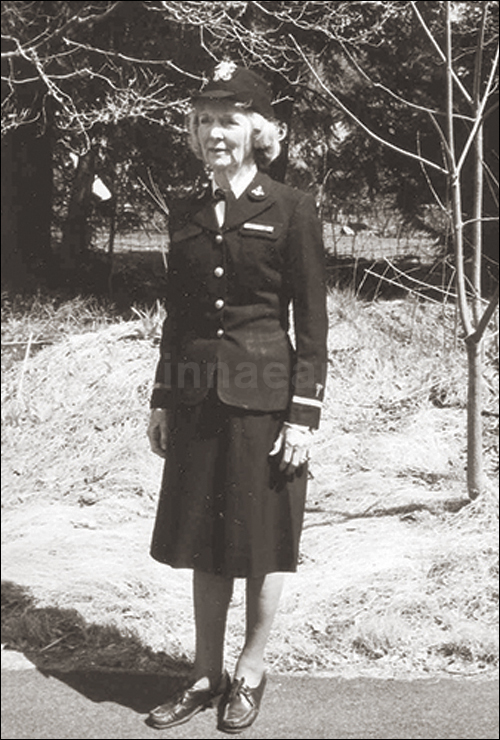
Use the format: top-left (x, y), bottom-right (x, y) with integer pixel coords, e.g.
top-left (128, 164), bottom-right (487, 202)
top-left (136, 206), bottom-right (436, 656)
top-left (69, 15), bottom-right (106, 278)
top-left (331, 31), bottom-right (476, 121)
top-left (470, 3), bottom-right (489, 324)
top-left (62, 37), bottom-right (204, 81)
top-left (484, 160), bottom-right (500, 206)
top-left (473, 2), bottom-right (489, 104)
top-left (456, 43), bottom-right (499, 175)
top-left (428, 111), bottom-right (454, 166)
top-left (444, 4), bottom-right (473, 339)
top-left (1, 3), bottom-right (123, 59)
top-left (361, 268), bottom-right (445, 305)
top-left (22, 45), bottom-right (83, 127)
top-left (383, 258), bottom-right (461, 300)
top-left (410, 1), bottom-right (473, 106)
top-left (416, 130), bottom-right (448, 214)
top-left (138, 168), bottom-right (171, 230)
top-left (462, 216), bottom-right (499, 228)
top-left (466, 284), bottom-right (500, 345)
top-left (290, 36), bottom-right (448, 175)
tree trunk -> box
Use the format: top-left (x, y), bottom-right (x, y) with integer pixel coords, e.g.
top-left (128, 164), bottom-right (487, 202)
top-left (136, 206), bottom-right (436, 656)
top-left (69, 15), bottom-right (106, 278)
top-left (466, 338), bottom-right (485, 500)
top-left (60, 150), bottom-right (95, 271)
top-left (106, 198), bottom-right (117, 298)
top-left (444, 4), bottom-right (489, 501)
top-left (1, 126), bottom-right (53, 289)
top-left (472, 121), bottom-right (484, 325)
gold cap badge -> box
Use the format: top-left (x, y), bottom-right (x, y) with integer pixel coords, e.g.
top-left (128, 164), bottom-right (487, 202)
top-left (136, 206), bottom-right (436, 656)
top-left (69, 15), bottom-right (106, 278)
top-left (213, 61), bottom-right (238, 82)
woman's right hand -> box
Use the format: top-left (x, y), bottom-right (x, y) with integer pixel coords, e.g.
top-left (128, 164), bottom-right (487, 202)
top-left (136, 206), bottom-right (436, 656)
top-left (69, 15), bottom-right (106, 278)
top-left (147, 408), bottom-right (169, 458)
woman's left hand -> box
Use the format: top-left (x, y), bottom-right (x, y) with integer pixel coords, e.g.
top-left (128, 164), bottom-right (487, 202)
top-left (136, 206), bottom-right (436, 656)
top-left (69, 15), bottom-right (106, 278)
top-left (270, 422), bottom-right (314, 475)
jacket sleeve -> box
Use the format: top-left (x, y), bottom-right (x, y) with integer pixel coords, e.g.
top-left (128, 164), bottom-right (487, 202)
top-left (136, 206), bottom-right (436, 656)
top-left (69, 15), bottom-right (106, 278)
top-left (149, 226), bottom-right (180, 410)
top-left (286, 192), bottom-right (328, 429)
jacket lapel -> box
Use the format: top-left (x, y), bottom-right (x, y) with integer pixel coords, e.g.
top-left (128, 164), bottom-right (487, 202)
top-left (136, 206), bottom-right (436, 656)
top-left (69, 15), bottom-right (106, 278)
top-left (191, 190), bottom-right (219, 232)
top-left (223, 172), bottom-right (276, 231)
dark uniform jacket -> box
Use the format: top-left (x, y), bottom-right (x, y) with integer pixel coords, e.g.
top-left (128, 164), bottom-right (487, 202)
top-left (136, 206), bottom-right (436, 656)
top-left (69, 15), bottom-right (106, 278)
top-left (150, 171), bottom-right (328, 429)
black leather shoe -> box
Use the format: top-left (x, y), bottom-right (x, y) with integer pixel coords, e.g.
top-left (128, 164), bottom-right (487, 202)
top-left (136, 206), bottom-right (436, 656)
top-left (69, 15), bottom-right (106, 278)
top-left (148, 671), bottom-right (229, 729)
top-left (218, 673), bottom-right (267, 734)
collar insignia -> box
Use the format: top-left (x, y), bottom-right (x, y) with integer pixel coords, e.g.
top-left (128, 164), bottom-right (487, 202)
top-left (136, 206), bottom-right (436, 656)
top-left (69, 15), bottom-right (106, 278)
top-left (249, 184), bottom-right (266, 200)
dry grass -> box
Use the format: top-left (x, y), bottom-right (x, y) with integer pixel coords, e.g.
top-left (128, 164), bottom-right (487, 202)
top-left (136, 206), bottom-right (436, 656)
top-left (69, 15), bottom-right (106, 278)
top-left (1, 289), bottom-right (498, 679)
top-left (1, 292), bottom-right (115, 346)
top-left (1, 295), bottom-right (166, 514)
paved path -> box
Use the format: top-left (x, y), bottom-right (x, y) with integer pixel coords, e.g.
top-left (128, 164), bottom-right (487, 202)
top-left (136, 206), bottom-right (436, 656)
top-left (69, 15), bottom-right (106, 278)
top-left (1, 658), bottom-right (498, 739)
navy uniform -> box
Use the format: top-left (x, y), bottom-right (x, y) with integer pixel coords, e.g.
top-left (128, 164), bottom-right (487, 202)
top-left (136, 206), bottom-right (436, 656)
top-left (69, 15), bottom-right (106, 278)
top-left (149, 68), bottom-right (328, 578)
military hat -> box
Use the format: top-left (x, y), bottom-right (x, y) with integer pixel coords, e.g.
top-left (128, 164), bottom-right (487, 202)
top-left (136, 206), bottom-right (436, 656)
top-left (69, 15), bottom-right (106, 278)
top-left (193, 61), bottom-right (274, 119)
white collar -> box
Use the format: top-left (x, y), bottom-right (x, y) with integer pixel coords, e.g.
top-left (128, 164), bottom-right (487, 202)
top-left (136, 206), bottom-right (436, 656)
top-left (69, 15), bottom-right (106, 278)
top-left (211, 164), bottom-right (258, 200)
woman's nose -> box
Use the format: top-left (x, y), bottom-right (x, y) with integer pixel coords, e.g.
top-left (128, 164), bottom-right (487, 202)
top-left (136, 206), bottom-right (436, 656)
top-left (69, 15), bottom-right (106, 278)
top-left (209, 123), bottom-right (225, 140)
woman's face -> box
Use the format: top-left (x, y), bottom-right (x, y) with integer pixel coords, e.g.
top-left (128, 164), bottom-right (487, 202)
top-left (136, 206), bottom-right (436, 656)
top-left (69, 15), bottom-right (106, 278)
top-left (196, 103), bottom-right (255, 173)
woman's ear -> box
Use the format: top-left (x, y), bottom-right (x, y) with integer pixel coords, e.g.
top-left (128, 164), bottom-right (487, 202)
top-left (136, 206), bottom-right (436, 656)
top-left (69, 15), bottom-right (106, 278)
top-left (277, 122), bottom-right (288, 141)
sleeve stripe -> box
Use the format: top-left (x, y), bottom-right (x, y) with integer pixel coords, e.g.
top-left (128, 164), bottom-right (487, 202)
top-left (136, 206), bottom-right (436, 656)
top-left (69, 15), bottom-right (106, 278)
top-left (292, 395), bottom-right (323, 409)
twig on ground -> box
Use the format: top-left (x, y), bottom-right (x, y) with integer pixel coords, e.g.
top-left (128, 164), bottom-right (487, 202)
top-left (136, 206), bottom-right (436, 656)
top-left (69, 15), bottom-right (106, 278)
top-left (16, 332), bottom-right (33, 407)
top-left (39, 635), bottom-right (69, 653)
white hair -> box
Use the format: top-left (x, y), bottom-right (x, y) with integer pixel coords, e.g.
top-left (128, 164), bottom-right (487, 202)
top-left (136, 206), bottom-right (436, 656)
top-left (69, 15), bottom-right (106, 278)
top-left (187, 103), bottom-right (285, 169)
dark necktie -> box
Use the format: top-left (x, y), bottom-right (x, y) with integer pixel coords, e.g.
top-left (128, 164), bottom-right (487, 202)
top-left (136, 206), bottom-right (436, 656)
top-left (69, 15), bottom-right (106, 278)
top-left (213, 187), bottom-right (236, 227)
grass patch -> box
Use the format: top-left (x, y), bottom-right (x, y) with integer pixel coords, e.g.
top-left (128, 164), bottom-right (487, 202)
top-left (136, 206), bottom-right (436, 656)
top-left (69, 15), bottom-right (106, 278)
top-left (1, 288), bottom-right (498, 678)
top-left (1, 581), bottom-right (189, 674)
top-left (1, 293), bottom-right (167, 510)
top-left (1, 292), bottom-right (117, 345)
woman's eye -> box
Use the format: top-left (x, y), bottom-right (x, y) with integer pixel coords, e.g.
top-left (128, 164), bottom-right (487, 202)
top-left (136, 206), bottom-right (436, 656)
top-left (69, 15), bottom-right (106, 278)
top-left (197, 113), bottom-right (239, 127)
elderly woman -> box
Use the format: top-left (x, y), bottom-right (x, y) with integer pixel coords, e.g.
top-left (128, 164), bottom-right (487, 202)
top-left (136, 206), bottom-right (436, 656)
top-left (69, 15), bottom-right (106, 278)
top-left (147, 62), bottom-right (327, 734)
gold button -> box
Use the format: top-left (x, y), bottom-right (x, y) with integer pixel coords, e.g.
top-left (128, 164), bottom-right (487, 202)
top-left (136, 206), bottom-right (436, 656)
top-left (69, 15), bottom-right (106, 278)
top-left (216, 328), bottom-right (225, 338)
top-left (214, 266), bottom-right (224, 278)
top-left (214, 299), bottom-right (225, 310)
top-left (215, 234), bottom-right (223, 244)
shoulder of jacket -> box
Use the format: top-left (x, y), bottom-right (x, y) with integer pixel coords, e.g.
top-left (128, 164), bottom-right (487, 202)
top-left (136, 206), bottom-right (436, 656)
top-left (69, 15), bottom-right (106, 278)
top-left (266, 177), bottom-right (314, 205)
top-left (169, 185), bottom-right (210, 231)
top-left (173, 185), bottom-right (210, 211)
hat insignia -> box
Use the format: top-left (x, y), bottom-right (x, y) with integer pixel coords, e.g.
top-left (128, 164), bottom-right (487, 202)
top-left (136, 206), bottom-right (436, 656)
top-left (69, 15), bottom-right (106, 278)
top-left (250, 185), bottom-right (266, 199)
top-left (213, 61), bottom-right (237, 82)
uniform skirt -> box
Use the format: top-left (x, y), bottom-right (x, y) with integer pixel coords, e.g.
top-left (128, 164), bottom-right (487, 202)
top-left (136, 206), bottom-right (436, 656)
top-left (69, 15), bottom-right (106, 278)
top-left (150, 390), bottom-right (308, 578)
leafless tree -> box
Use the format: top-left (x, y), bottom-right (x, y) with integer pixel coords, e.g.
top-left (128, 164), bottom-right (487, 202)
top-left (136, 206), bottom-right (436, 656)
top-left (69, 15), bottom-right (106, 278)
top-left (256, 1), bottom-right (499, 499)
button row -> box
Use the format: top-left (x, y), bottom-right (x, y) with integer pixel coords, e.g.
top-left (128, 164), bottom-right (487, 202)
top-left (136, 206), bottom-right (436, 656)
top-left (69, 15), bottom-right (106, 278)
top-left (213, 237), bottom-right (225, 337)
